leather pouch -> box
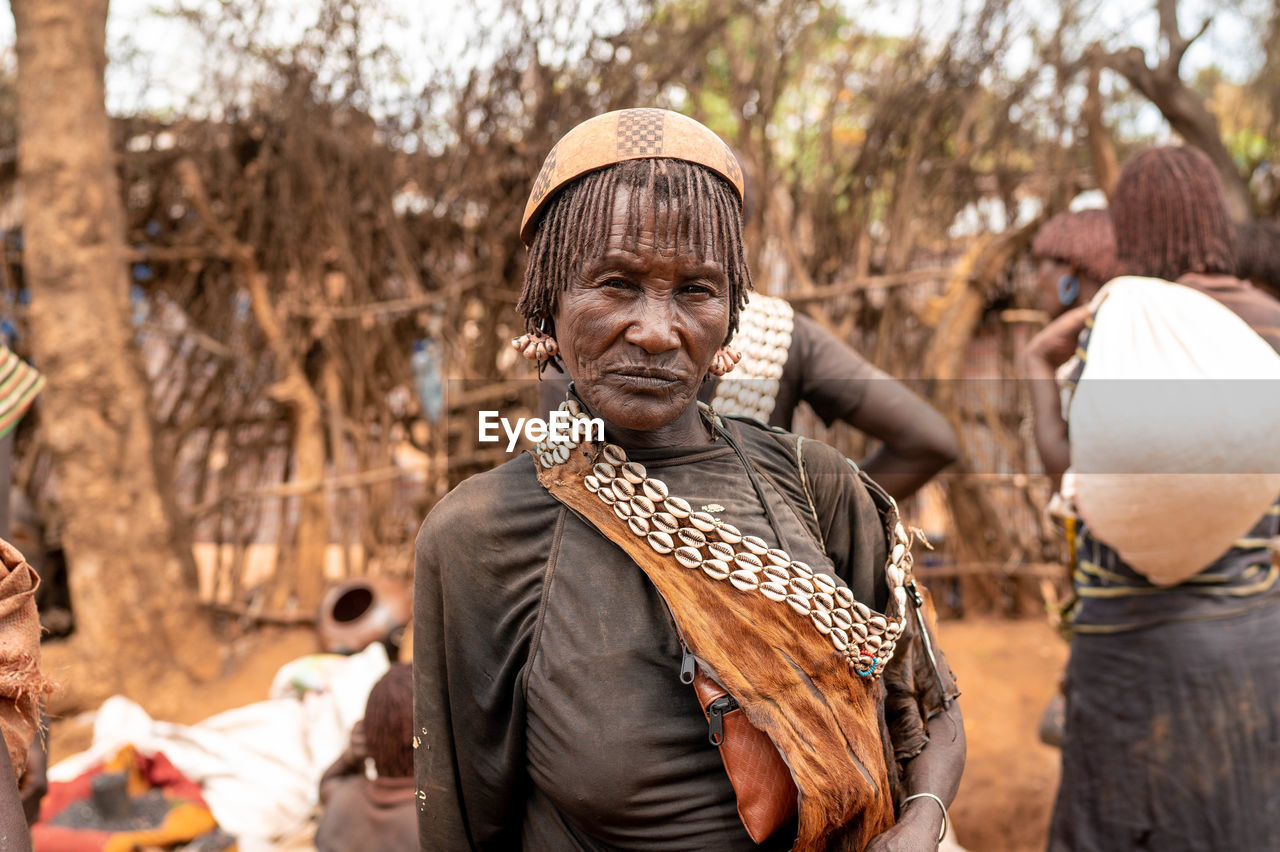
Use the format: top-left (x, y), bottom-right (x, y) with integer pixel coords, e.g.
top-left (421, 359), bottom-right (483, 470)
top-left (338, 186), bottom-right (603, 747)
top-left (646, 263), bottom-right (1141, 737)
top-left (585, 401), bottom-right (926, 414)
top-left (692, 667), bottom-right (798, 843)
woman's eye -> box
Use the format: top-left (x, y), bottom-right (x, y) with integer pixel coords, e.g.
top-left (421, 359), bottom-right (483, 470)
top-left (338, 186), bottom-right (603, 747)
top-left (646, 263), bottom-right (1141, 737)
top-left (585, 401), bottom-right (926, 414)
top-left (601, 277), bottom-right (632, 289)
top-left (681, 282), bottom-right (714, 296)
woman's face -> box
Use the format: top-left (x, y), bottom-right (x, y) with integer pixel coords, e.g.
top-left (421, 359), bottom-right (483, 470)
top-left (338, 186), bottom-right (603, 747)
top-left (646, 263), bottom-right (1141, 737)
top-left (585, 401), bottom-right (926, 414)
top-left (553, 182), bottom-right (731, 435)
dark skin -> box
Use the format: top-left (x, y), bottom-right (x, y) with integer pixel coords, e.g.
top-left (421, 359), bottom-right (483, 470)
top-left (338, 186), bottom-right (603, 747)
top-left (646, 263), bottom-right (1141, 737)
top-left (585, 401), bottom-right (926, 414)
top-left (542, 166), bottom-right (956, 500)
top-left (540, 364), bottom-right (956, 500)
top-left (852, 383), bottom-right (958, 501)
top-left (1022, 304), bottom-right (1092, 488)
top-left (867, 702), bottom-right (966, 852)
top-left (554, 181), bottom-right (963, 850)
top-left (1035, 258), bottom-right (1101, 319)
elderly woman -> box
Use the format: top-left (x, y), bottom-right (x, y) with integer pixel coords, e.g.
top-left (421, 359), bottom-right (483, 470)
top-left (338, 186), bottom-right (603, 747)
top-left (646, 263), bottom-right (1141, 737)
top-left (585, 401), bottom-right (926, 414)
top-left (414, 110), bottom-right (963, 851)
top-left (1024, 146), bottom-right (1280, 851)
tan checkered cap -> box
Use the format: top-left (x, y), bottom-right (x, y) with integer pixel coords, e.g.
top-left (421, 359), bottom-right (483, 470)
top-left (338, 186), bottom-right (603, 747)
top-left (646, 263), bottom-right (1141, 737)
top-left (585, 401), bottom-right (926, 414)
top-left (520, 108), bottom-right (745, 246)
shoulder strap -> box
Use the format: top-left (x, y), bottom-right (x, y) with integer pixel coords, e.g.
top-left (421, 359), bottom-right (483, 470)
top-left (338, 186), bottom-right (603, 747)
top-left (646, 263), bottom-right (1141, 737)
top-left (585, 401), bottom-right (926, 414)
top-left (793, 436), bottom-right (827, 552)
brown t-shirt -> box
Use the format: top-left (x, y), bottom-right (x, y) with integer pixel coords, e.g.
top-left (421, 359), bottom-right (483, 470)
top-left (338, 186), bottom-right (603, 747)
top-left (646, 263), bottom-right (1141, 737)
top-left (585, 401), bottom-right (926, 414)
top-left (315, 776), bottom-right (417, 852)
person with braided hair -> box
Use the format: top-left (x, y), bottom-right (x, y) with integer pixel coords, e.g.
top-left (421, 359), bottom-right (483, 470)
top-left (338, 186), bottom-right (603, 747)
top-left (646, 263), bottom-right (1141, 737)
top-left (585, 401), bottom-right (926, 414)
top-left (1024, 145), bottom-right (1280, 851)
top-left (1029, 209), bottom-right (1116, 318)
top-left (316, 663), bottom-right (416, 851)
top-left (1025, 209), bottom-right (1119, 749)
top-left (537, 166), bottom-right (959, 503)
top-left (416, 110), bottom-right (964, 852)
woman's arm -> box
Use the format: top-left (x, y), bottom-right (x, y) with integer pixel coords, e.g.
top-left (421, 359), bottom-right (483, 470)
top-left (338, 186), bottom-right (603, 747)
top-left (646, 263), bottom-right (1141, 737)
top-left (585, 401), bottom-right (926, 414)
top-left (19, 726), bottom-right (45, 827)
top-left (799, 442), bottom-right (965, 850)
top-left (1021, 305), bottom-right (1091, 488)
top-left (868, 586), bottom-right (965, 852)
top-left (413, 524), bottom-right (473, 851)
top-left (792, 314), bottom-right (958, 501)
top-left (849, 380), bottom-right (960, 502)
top-left (413, 479), bottom-right (540, 851)
top-left (866, 702), bottom-right (966, 851)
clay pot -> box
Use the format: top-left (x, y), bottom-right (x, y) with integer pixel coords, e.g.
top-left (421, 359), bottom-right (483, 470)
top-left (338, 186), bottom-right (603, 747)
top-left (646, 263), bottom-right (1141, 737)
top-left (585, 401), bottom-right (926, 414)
top-left (317, 576), bottom-right (411, 656)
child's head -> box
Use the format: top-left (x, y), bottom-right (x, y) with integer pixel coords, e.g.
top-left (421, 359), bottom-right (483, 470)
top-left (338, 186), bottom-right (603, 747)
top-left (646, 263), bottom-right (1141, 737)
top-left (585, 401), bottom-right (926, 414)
top-left (363, 663), bottom-right (413, 778)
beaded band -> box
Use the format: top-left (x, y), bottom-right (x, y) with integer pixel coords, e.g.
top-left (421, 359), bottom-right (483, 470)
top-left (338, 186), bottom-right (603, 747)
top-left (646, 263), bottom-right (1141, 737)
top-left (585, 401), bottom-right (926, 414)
top-left (534, 399), bottom-right (917, 678)
top-left (711, 295), bottom-right (794, 422)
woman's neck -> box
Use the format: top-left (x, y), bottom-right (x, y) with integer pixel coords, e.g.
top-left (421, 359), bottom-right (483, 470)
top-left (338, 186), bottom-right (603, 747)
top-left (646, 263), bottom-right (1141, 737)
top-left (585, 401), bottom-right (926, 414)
top-left (566, 386), bottom-right (714, 449)
top-left (604, 403), bottom-right (714, 449)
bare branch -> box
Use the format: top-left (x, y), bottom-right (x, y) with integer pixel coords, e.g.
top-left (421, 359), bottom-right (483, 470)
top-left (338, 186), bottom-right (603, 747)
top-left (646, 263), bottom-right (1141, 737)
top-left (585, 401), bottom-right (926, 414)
top-left (1157, 0), bottom-right (1185, 57)
top-left (1098, 1), bottom-right (1249, 220)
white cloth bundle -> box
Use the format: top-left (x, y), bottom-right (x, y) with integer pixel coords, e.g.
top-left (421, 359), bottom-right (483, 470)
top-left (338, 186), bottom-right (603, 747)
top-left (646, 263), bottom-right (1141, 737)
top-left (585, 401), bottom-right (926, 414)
top-left (49, 642), bottom-right (391, 851)
top-left (1067, 276), bottom-right (1280, 586)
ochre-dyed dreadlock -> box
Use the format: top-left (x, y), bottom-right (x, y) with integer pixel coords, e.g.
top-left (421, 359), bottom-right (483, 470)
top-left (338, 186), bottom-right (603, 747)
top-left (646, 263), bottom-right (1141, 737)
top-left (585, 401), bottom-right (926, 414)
top-left (517, 158), bottom-right (752, 348)
top-left (1235, 219), bottom-right (1280, 298)
top-left (363, 663), bottom-right (413, 778)
top-left (1030, 209), bottom-right (1118, 283)
top-left (1111, 146), bottom-right (1236, 281)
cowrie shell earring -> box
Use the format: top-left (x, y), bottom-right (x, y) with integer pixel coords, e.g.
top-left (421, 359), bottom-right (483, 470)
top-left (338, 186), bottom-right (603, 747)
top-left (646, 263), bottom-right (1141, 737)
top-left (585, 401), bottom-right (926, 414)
top-left (707, 346), bottom-right (741, 377)
top-left (512, 321), bottom-right (559, 362)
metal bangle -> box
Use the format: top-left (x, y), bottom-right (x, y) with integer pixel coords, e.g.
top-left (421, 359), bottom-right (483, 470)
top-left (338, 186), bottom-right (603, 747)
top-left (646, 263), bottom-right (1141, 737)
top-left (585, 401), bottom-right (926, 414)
top-left (901, 792), bottom-right (949, 844)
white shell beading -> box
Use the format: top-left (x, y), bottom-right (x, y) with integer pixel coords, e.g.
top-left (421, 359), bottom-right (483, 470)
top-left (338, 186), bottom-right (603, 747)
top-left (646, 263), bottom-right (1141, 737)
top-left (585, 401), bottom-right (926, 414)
top-left (537, 400), bottom-right (915, 678)
top-left (710, 294), bottom-right (794, 423)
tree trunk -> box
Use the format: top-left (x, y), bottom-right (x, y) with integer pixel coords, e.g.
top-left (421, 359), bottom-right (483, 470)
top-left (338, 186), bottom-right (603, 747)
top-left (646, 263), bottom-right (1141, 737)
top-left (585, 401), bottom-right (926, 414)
top-left (281, 379), bottom-right (328, 613)
top-left (172, 159), bottom-right (330, 615)
top-left (11, 0), bottom-right (219, 701)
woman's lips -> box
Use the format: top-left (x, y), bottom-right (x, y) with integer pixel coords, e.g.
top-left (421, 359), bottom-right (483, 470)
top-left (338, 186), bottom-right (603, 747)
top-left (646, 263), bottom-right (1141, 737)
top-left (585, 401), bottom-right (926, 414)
top-left (609, 367), bottom-right (683, 389)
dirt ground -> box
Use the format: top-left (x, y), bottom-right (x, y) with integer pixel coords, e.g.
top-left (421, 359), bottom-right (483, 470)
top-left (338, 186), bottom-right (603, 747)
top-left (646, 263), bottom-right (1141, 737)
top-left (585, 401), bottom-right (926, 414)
top-left (46, 617), bottom-right (1066, 851)
top-left (943, 617), bottom-right (1068, 852)
top-left (47, 627), bottom-right (322, 764)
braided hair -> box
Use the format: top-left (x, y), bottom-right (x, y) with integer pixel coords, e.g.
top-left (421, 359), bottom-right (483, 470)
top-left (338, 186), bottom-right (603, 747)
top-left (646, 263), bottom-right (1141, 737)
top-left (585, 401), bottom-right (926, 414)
top-left (363, 663), bottom-right (413, 778)
top-left (1111, 146), bottom-right (1236, 281)
top-left (1030, 209), bottom-right (1118, 283)
top-left (517, 158), bottom-right (752, 349)
top-left (1235, 219), bottom-right (1280, 298)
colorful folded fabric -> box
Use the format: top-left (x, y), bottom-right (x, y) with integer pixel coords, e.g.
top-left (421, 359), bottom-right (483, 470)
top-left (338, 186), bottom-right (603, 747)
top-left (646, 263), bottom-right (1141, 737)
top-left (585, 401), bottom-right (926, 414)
top-left (0, 346), bottom-right (42, 439)
top-left (33, 745), bottom-right (237, 852)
